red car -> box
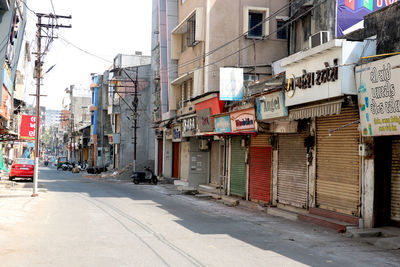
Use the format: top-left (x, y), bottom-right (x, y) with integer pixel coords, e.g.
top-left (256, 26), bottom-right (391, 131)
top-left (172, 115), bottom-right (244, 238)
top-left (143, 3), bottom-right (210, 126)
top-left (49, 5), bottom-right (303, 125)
top-left (9, 158), bottom-right (35, 181)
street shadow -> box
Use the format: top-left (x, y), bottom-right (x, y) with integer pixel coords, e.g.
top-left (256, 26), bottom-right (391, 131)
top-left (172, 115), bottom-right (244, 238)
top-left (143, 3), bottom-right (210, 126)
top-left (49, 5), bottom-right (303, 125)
top-left (37, 167), bottom-right (351, 267)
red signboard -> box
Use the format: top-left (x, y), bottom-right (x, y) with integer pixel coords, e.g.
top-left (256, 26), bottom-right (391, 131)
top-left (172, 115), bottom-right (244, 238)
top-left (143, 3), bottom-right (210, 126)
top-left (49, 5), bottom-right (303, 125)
top-left (20, 115), bottom-right (39, 140)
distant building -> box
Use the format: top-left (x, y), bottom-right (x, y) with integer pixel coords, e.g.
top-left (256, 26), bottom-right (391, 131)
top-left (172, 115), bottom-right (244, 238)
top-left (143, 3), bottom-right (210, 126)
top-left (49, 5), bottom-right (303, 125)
top-left (45, 109), bottom-right (61, 127)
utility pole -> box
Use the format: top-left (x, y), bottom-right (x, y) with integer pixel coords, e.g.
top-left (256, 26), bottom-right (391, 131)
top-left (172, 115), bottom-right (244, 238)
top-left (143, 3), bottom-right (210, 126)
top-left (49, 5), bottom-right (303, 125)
top-left (32, 13), bottom-right (71, 197)
top-left (133, 67), bottom-right (138, 173)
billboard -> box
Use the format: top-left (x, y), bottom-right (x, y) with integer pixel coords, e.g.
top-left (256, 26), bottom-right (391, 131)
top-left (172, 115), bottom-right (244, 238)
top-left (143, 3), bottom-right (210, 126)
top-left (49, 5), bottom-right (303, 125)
top-left (20, 115), bottom-right (39, 140)
top-left (337, 0), bottom-right (397, 37)
top-left (219, 68), bottom-right (244, 101)
top-left (356, 54), bottom-right (400, 136)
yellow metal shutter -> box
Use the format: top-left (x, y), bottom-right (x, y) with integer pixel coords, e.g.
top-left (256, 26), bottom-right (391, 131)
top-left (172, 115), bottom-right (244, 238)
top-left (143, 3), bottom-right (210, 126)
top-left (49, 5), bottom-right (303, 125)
top-left (316, 107), bottom-right (360, 216)
top-left (391, 139), bottom-right (400, 222)
top-left (277, 131), bottom-right (308, 209)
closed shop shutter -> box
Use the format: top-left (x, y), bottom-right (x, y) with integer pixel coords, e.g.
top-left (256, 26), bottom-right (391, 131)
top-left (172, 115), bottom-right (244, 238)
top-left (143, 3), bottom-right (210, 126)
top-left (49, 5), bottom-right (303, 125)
top-left (249, 135), bottom-right (272, 203)
top-left (230, 136), bottom-right (246, 197)
top-left (278, 131), bottom-right (308, 208)
top-left (316, 107), bottom-right (360, 216)
top-left (391, 138), bottom-right (400, 222)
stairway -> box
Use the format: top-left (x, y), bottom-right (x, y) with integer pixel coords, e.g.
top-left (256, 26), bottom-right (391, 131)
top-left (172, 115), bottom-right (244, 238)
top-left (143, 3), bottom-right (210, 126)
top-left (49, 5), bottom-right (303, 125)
top-left (299, 208), bottom-right (359, 233)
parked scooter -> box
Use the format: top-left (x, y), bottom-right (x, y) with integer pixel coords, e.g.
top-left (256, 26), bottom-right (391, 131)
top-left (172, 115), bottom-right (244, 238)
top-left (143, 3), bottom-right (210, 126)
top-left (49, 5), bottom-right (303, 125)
top-left (78, 161), bottom-right (88, 171)
top-left (61, 163), bottom-right (69, 171)
top-left (132, 166), bottom-right (158, 185)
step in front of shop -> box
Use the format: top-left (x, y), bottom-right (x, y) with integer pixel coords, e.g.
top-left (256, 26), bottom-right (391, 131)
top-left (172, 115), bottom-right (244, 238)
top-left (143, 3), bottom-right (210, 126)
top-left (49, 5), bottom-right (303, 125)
top-left (299, 208), bottom-right (359, 233)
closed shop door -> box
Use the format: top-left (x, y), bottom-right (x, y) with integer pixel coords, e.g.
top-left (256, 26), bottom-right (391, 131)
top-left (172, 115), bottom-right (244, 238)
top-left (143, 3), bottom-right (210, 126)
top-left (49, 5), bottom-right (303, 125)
top-left (316, 107), bottom-right (360, 216)
top-left (158, 139), bottom-right (163, 176)
top-left (230, 136), bottom-right (246, 197)
top-left (391, 138), bottom-right (400, 222)
top-left (172, 142), bottom-right (180, 178)
top-left (278, 131), bottom-right (308, 208)
top-left (210, 141), bottom-right (220, 185)
top-left (249, 135), bottom-right (272, 203)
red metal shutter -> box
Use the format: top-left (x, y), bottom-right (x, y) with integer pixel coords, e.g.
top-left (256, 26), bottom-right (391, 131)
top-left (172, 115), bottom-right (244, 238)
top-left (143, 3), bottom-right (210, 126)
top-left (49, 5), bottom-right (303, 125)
top-left (173, 142), bottom-right (180, 178)
top-left (249, 134), bottom-right (272, 203)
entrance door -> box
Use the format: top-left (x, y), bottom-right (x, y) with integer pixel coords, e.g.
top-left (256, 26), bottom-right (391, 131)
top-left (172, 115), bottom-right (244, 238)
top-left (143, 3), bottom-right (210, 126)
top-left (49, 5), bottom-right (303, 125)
top-left (172, 142), bottom-right (180, 178)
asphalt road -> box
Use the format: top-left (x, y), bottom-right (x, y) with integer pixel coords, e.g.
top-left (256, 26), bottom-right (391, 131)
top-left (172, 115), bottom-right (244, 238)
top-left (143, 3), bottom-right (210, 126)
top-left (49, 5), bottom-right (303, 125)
top-left (1, 167), bottom-right (400, 267)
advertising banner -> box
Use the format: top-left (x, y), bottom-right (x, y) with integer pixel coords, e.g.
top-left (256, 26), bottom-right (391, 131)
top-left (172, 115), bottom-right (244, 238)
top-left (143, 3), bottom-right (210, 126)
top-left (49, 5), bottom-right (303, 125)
top-left (256, 91), bottom-right (288, 121)
top-left (337, 0), bottom-right (397, 37)
top-left (214, 115), bottom-right (231, 133)
top-left (220, 68), bottom-right (244, 101)
top-left (20, 115), bottom-right (39, 140)
top-left (356, 54), bottom-right (400, 136)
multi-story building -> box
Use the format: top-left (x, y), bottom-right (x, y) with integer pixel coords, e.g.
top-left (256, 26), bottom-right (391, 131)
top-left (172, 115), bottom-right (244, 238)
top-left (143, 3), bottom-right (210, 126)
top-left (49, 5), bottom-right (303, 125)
top-left (152, 0), bottom-right (289, 189)
top-left (45, 109), bottom-right (61, 127)
top-left (109, 53), bottom-right (154, 171)
top-left (1, 0), bottom-right (26, 138)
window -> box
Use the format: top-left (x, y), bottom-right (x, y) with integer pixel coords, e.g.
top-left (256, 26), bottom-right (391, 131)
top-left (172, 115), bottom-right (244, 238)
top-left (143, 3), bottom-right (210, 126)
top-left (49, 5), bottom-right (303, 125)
top-left (243, 7), bottom-right (269, 38)
top-left (248, 12), bottom-right (263, 37)
top-left (181, 79), bottom-right (192, 108)
top-left (187, 15), bottom-right (196, 47)
top-left (277, 20), bottom-right (287, 39)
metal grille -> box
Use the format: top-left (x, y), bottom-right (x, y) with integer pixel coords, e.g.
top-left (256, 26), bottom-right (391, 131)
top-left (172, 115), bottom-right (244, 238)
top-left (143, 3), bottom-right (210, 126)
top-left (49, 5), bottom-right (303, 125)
top-left (391, 139), bottom-right (400, 222)
top-left (230, 137), bottom-right (246, 197)
top-left (316, 107), bottom-right (360, 216)
top-left (249, 135), bottom-right (272, 203)
top-left (277, 132), bottom-right (308, 208)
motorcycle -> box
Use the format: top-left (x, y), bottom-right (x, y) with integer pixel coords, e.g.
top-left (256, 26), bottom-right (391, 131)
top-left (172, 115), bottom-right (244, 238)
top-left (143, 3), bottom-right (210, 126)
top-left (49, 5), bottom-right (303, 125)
top-left (132, 166), bottom-right (158, 185)
top-left (44, 160), bottom-right (49, 167)
top-left (78, 161), bottom-right (88, 171)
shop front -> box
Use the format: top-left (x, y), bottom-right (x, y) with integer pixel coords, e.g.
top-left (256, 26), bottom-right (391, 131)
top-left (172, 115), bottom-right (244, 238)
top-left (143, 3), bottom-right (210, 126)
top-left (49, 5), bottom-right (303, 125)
top-left (229, 108), bottom-right (256, 198)
top-left (280, 39), bottom-right (375, 217)
top-left (172, 124), bottom-right (181, 179)
top-left (357, 54), bottom-right (400, 227)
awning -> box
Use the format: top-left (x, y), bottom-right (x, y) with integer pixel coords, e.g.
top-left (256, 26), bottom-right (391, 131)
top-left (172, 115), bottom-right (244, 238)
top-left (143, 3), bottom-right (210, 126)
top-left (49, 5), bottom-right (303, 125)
top-left (0, 129), bottom-right (19, 142)
top-left (289, 99), bottom-right (343, 120)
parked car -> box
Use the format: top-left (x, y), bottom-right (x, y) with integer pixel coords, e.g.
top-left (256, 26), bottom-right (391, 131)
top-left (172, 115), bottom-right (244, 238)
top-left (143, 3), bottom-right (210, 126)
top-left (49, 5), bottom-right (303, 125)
top-left (9, 158), bottom-right (35, 181)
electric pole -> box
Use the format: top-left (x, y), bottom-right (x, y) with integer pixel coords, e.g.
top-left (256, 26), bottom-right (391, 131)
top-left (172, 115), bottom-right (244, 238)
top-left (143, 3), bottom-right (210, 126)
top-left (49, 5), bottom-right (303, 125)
top-left (133, 67), bottom-right (138, 173)
top-left (32, 13), bottom-right (71, 197)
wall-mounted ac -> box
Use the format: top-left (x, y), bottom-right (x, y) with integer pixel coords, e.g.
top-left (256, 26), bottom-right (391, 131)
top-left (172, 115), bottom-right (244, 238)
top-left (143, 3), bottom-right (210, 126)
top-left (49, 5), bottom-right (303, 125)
top-left (199, 139), bottom-right (208, 150)
top-left (309, 31), bottom-right (330, 49)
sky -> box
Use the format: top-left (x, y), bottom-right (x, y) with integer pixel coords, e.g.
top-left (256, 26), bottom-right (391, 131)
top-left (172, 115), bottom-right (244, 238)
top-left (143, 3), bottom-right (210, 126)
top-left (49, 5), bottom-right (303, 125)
top-left (23, 0), bottom-right (152, 110)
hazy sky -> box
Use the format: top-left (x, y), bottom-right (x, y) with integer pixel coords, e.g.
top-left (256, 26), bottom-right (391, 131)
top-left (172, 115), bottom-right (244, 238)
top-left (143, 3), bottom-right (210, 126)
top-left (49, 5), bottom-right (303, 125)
top-left (24, 0), bottom-right (152, 110)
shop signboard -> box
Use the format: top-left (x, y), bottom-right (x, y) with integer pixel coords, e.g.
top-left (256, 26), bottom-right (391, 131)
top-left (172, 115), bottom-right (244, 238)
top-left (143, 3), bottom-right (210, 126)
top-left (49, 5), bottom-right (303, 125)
top-left (172, 124), bottom-right (182, 142)
top-left (337, 0), bottom-right (397, 37)
top-left (356, 54), bottom-right (400, 136)
top-left (108, 133), bottom-right (121, 144)
top-left (214, 115), bottom-right (231, 133)
top-left (20, 115), bottom-right (40, 140)
top-left (230, 108), bottom-right (256, 132)
top-left (256, 91), bottom-right (288, 121)
top-left (220, 67), bottom-right (244, 101)
top-left (3, 63), bottom-right (13, 93)
top-left (182, 116), bottom-right (197, 137)
top-left (197, 108), bottom-right (213, 132)
top-left (165, 128), bottom-right (173, 140)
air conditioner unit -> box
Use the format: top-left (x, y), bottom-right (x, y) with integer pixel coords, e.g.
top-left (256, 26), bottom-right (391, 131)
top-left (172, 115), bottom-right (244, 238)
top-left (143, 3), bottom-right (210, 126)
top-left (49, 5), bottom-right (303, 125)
top-left (309, 31), bottom-right (330, 49)
top-left (199, 139), bottom-right (208, 150)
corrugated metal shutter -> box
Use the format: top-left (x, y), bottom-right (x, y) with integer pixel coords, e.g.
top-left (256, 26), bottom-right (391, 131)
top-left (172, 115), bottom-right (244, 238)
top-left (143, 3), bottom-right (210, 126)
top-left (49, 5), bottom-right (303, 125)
top-left (230, 136), bottom-right (246, 197)
top-left (316, 107), bottom-right (360, 216)
top-left (391, 139), bottom-right (400, 222)
top-left (278, 131), bottom-right (308, 208)
top-left (250, 135), bottom-right (271, 203)
top-left (210, 141), bottom-right (220, 185)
